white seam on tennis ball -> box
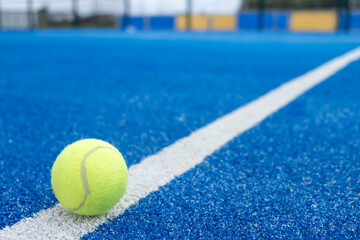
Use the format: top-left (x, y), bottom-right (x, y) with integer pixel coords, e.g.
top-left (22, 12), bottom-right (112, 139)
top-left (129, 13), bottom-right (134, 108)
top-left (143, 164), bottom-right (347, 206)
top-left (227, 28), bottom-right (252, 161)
top-left (70, 146), bottom-right (116, 211)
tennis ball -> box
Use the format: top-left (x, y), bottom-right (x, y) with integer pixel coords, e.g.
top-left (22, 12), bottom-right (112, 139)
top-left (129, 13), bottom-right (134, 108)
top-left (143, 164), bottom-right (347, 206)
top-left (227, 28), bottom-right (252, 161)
top-left (51, 139), bottom-right (128, 216)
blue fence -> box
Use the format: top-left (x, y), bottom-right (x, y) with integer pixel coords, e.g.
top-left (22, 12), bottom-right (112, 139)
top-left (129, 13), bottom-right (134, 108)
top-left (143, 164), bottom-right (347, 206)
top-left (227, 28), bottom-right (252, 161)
top-left (119, 16), bottom-right (174, 30)
top-left (149, 16), bottom-right (174, 30)
top-left (339, 12), bottom-right (360, 30)
top-left (119, 17), bottom-right (144, 29)
top-left (237, 11), bottom-right (289, 30)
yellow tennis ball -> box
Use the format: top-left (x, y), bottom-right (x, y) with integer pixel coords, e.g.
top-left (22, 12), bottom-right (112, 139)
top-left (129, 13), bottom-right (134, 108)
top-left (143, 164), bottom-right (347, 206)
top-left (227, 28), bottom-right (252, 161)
top-left (51, 139), bottom-right (128, 216)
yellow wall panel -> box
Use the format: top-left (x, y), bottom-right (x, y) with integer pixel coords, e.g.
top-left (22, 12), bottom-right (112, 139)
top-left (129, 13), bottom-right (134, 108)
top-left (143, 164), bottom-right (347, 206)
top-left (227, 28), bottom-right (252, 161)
top-left (176, 15), bottom-right (187, 30)
top-left (212, 15), bottom-right (236, 30)
top-left (192, 15), bottom-right (208, 30)
top-left (290, 11), bottom-right (337, 31)
top-left (176, 15), bottom-right (208, 30)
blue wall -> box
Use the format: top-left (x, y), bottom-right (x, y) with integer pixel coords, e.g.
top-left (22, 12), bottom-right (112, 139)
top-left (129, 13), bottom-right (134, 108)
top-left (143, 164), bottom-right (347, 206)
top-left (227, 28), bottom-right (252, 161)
top-left (150, 16), bottom-right (174, 30)
top-left (238, 12), bottom-right (258, 30)
top-left (352, 13), bottom-right (360, 29)
top-left (237, 12), bottom-right (289, 30)
top-left (339, 12), bottom-right (360, 30)
top-left (274, 12), bottom-right (289, 30)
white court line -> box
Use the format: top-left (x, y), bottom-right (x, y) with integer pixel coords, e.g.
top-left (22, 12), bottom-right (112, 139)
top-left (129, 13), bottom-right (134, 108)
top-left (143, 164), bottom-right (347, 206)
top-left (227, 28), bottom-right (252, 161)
top-left (1, 47), bottom-right (360, 239)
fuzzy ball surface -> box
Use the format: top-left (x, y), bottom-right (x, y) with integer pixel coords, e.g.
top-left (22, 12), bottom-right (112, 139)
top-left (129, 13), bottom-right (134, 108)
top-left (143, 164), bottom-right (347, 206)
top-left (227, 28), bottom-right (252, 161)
top-left (51, 139), bottom-right (128, 216)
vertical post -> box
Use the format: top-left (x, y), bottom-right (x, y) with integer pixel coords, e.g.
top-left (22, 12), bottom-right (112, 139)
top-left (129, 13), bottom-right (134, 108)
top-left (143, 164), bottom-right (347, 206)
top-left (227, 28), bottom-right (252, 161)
top-left (27, 0), bottom-right (34, 29)
top-left (257, 0), bottom-right (265, 30)
top-left (73, 0), bottom-right (80, 27)
top-left (337, 0), bottom-right (351, 31)
top-left (186, 0), bottom-right (192, 30)
top-left (337, 0), bottom-right (343, 30)
top-left (123, 0), bottom-right (130, 30)
top-left (344, 0), bottom-right (351, 31)
top-left (0, 0), bottom-right (2, 30)
top-left (94, 0), bottom-right (99, 27)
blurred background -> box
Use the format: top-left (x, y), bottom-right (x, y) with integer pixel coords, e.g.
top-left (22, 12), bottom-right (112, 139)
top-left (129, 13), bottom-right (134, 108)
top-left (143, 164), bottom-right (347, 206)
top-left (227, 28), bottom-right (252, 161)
top-left (0, 0), bottom-right (359, 31)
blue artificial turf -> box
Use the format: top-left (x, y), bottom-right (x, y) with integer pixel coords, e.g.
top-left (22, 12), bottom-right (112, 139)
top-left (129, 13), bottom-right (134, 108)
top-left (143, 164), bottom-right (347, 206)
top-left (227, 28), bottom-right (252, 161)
top-left (83, 48), bottom-right (360, 239)
top-left (0, 30), bottom-right (359, 237)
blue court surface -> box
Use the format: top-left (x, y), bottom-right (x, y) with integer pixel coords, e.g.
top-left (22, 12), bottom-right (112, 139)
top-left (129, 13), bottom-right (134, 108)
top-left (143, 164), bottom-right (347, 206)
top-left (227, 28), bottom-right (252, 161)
top-left (0, 30), bottom-right (359, 239)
